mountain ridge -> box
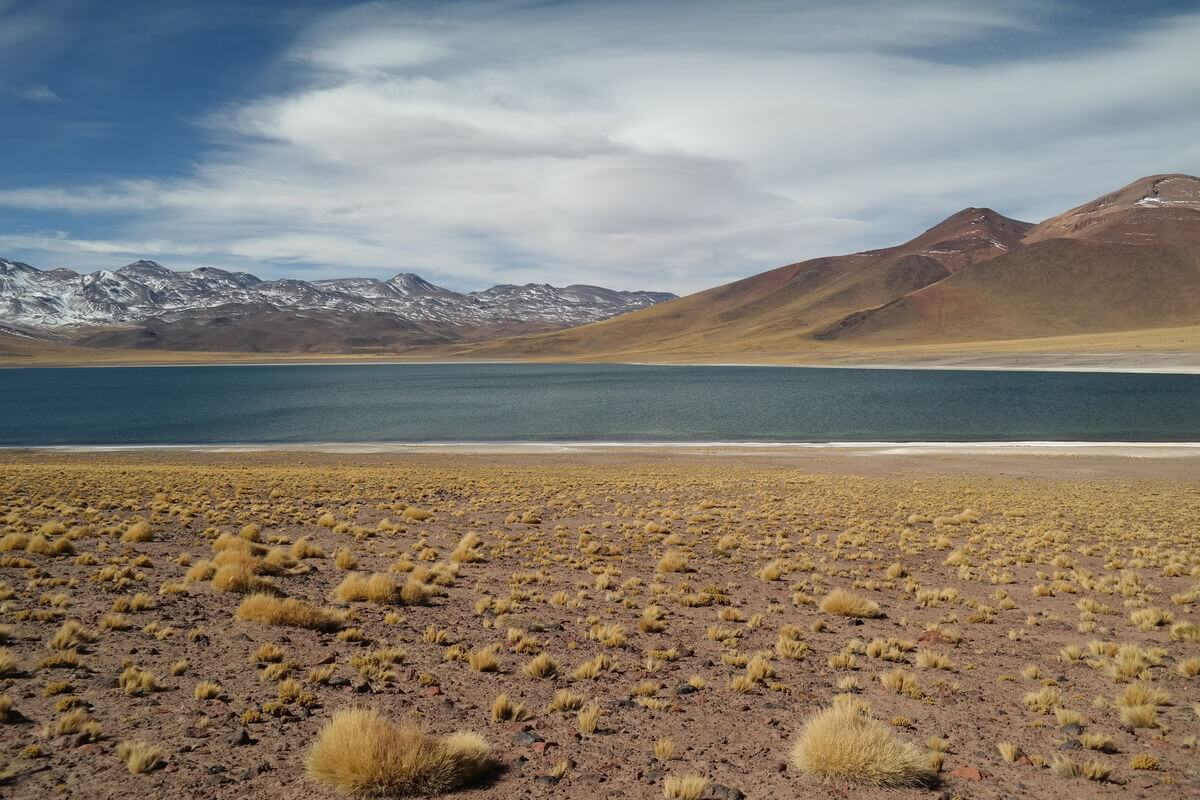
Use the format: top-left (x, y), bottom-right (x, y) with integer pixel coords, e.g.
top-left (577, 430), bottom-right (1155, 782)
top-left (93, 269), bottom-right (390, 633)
top-left (0, 259), bottom-right (676, 352)
top-left (457, 173), bottom-right (1200, 360)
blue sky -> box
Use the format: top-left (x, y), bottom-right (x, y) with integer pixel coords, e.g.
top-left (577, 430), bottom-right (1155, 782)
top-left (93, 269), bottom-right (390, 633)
top-left (1, 0), bottom-right (1198, 293)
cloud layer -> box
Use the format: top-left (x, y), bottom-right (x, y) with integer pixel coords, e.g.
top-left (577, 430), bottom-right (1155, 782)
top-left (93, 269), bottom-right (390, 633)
top-left (2, 0), bottom-right (1199, 292)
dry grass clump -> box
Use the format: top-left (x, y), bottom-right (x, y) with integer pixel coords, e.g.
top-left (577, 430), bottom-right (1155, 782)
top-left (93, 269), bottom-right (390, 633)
top-left (819, 590), bottom-right (883, 618)
top-left (522, 653), bottom-right (557, 678)
top-left (548, 689), bottom-right (585, 713)
top-left (654, 737), bottom-right (676, 760)
top-left (118, 666), bottom-right (158, 696)
top-left (1051, 756), bottom-right (1111, 782)
top-left (235, 594), bottom-right (343, 631)
top-left (577, 702), bottom-right (601, 735)
top-left (212, 562), bottom-right (275, 594)
top-left (468, 646), bottom-right (500, 673)
top-left (47, 620), bottom-right (97, 651)
top-left (1081, 733), bottom-right (1116, 752)
top-left (656, 550), bottom-right (688, 573)
top-left (120, 520), bottom-right (153, 543)
top-left (490, 693), bottom-right (526, 723)
top-left (306, 708), bottom-right (492, 796)
top-left (662, 773), bottom-right (709, 799)
top-left (335, 573), bottom-right (401, 604)
top-left (790, 704), bottom-right (934, 787)
top-left (194, 681), bottom-right (222, 700)
top-left (116, 740), bottom-right (164, 774)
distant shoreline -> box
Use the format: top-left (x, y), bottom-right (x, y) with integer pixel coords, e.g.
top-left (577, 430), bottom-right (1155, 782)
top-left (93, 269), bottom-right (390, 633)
top-left (3, 357), bottom-right (1200, 375)
top-left (6, 441), bottom-right (1200, 457)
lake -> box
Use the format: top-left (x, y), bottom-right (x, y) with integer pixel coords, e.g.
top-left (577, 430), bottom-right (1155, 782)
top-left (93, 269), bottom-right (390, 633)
top-left (1, 363), bottom-right (1198, 446)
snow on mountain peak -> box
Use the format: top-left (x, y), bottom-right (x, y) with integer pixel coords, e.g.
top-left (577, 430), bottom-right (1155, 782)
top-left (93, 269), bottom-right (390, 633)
top-left (0, 258), bottom-right (676, 329)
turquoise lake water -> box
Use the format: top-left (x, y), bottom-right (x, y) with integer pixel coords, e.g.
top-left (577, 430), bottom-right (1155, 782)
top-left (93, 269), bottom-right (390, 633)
top-left (1, 363), bottom-right (1198, 445)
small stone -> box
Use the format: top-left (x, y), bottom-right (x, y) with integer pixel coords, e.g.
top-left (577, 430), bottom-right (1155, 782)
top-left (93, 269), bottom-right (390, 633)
top-left (1061, 723), bottom-right (1084, 735)
top-left (515, 731), bottom-right (543, 745)
top-left (674, 684), bottom-right (698, 695)
top-left (227, 728), bottom-right (255, 746)
top-left (534, 775), bottom-right (561, 785)
top-left (352, 680), bottom-right (371, 694)
top-left (423, 686), bottom-right (442, 697)
top-left (531, 741), bottom-right (555, 754)
top-left (207, 765), bottom-right (227, 775)
top-left (702, 783), bottom-right (745, 800)
top-left (948, 765), bottom-right (983, 781)
top-left (1058, 739), bottom-right (1082, 751)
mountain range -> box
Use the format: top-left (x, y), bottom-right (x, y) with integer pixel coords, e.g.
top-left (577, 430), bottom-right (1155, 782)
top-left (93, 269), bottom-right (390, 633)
top-left (2, 173), bottom-right (1198, 365)
top-left (458, 173), bottom-right (1200, 363)
top-left (0, 260), bottom-right (675, 352)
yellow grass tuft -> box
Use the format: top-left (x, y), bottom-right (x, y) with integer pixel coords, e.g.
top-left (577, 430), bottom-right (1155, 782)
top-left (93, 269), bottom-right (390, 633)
top-left (306, 708), bottom-right (492, 796)
top-left (819, 590), bottom-right (883, 618)
top-left (235, 594), bottom-right (342, 631)
top-left (662, 774), bottom-right (708, 800)
top-left (790, 704), bottom-right (934, 787)
top-left (116, 740), bottom-right (163, 774)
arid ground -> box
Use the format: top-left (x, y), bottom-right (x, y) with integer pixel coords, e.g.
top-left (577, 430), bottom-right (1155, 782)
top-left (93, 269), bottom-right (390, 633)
top-left (0, 449), bottom-right (1197, 799)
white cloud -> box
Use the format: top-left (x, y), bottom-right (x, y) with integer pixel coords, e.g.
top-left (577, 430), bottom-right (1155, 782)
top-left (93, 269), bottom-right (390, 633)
top-left (1, 0), bottom-right (1198, 292)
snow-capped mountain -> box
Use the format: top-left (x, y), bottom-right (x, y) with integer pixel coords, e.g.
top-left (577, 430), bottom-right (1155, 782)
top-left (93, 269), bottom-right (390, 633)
top-left (0, 259), bottom-right (676, 329)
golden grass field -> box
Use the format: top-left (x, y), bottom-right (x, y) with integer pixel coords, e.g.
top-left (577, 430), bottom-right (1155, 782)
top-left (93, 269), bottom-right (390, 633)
top-left (0, 450), bottom-right (1197, 799)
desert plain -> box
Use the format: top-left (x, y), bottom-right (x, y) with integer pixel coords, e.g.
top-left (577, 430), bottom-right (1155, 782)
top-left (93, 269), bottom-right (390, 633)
top-left (0, 448), bottom-right (1197, 799)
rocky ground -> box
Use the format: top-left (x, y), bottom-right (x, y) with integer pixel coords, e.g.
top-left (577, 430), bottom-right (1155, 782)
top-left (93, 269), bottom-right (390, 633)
top-left (0, 450), bottom-right (1197, 799)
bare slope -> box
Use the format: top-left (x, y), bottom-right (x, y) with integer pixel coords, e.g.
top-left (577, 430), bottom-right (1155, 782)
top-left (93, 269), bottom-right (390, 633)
top-left (462, 207), bottom-right (1032, 359)
top-left (464, 174), bottom-right (1200, 359)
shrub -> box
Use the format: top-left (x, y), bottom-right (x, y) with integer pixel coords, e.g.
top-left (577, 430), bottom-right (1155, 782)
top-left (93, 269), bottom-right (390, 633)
top-left (522, 653), bottom-right (557, 679)
top-left (194, 682), bottom-right (222, 700)
top-left (306, 708), bottom-right (492, 796)
top-left (662, 774), bottom-right (708, 799)
top-left (48, 621), bottom-right (97, 651)
top-left (116, 740), bottom-right (163, 774)
top-left (790, 704), bottom-right (934, 787)
top-left (235, 594), bottom-right (342, 631)
top-left (121, 520), bottom-right (153, 543)
top-left (656, 550), bottom-right (688, 574)
top-left (819, 590), bottom-right (883, 618)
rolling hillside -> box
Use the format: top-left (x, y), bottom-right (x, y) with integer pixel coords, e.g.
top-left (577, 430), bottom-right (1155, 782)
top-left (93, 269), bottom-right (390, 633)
top-left (460, 174), bottom-right (1200, 361)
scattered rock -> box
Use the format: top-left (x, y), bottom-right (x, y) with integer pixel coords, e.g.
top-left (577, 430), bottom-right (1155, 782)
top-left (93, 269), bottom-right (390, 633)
top-left (1061, 723), bottom-right (1084, 735)
top-left (515, 730), bottom-right (543, 745)
top-left (1058, 739), bottom-right (1082, 751)
top-left (227, 728), bottom-right (255, 746)
top-left (534, 775), bottom-right (560, 785)
top-left (918, 629), bottom-right (952, 645)
top-left (948, 765), bottom-right (983, 781)
top-left (701, 783), bottom-right (745, 800)
top-left (674, 684), bottom-right (697, 695)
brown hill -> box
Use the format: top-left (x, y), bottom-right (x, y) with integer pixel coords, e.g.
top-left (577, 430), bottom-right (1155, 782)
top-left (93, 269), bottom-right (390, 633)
top-left (462, 174), bottom-right (1200, 360)
top-left (460, 207), bottom-right (1034, 359)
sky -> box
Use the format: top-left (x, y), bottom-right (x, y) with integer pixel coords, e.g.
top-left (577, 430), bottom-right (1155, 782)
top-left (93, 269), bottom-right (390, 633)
top-left (1, 0), bottom-right (1198, 294)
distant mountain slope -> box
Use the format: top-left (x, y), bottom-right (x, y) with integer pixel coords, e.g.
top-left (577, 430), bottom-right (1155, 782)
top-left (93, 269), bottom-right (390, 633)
top-left (816, 174), bottom-right (1200, 344)
top-left (0, 259), bottom-right (674, 352)
top-left (463, 174), bottom-right (1200, 360)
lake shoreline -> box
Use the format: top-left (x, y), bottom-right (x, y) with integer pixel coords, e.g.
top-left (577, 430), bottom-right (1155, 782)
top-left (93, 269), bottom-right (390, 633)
top-left (4, 356), bottom-right (1200, 375)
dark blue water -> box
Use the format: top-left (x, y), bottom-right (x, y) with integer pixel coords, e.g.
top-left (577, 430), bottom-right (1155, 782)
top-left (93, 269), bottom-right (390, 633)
top-left (1, 363), bottom-right (1198, 445)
